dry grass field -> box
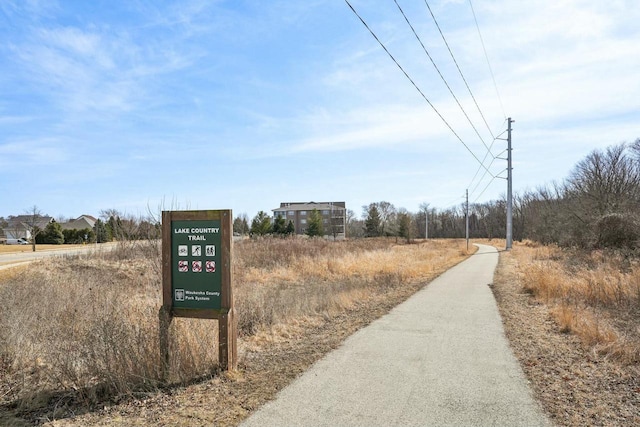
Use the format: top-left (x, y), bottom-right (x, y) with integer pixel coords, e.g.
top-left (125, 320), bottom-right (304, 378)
top-left (0, 237), bottom-right (471, 425)
top-left (492, 241), bottom-right (640, 426)
top-left (0, 244), bottom-right (87, 254)
top-left (513, 242), bottom-right (640, 363)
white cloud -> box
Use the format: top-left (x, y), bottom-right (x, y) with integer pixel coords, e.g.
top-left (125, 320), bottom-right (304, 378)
top-left (9, 18), bottom-right (200, 116)
top-left (0, 137), bottom-right (68, 168)
top-left (291, 104), bottom-right (451, 153)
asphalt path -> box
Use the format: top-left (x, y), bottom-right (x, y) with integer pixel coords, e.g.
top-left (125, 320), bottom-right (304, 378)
top-left (0, 242), bottom-right (118, 270)
top-left (241, 244), bottom-right (551, 427)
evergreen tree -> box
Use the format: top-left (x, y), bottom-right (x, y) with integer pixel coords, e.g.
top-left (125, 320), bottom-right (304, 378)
top-left (273, 214), bottom-right (286, 235)
top-left (41, 222), bottom-right (64, 244)
top-left (106, 216), bottom-right (121, 240)
top-left (81, 228), bottom-right (96, 243)
top-left (94, 219), bottom-right (109, 243)
top-left (397, 210), bottom-right (412, 243)
top-left (306, 209), bottom-right (324, 237)
top-left (250, 211), bottom-right (272, 236)
top-left (364, 204), bottom-right (381, 237)
top-left (285, 220), bottom-right (295, 235)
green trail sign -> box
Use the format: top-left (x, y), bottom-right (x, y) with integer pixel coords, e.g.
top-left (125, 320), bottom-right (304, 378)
top-left (160, 209), bottom-right (236, 371)
top-left (162, 210), bottom-right (233, 316)
top-left (171, 219), bottom-right (222, 310)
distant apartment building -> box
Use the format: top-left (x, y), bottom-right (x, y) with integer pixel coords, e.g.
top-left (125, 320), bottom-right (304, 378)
top-left (272, 202), bottom-right (346, 239)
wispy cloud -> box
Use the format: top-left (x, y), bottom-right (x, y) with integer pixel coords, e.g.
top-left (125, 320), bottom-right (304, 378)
top-left (0, 137), bottom-right (68, 168)
top-left (0, 0), bottom-right (59, 19)
top-left (291, 105), bottom-right (450, 153)
top-left (9, 17), bottom-right (199, 115)
top-left (11, 26), bottom-right (134, 112)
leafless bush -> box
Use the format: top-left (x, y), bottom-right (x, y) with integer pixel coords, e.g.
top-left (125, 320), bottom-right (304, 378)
top-left (596, 213), bottom-right (640, 249)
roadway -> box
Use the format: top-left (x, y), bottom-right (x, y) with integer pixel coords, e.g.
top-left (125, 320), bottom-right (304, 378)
top-left (0, 242), bottom-right (118, 270)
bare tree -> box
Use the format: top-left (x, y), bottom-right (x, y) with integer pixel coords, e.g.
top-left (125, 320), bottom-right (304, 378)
top-left (100, 208), bottom-right (121, 222)
top-left (23, 205), bottom-right (44, 252)
top-left (567, 143), bottom-right (640, 216)
top-left (630, 138), bottom-right (640, 163)
top-left (233, 213), bottom-right (250, 235)
top-left (376, 201), bottom-right (397, 236)
top-left (562, 143), bottom-right (640, 247)
top-left (345, 209), bottom-right (364, 238)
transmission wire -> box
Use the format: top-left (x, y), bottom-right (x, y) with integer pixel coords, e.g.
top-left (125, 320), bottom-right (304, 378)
top-left (345, 0), bottom-right (494, 177)
top-left (393, 0), bottom-right (491, 153)
top-left (423, 0), bottom-right (497, 140)
top-left (468, 0), bottom-right (506, 119)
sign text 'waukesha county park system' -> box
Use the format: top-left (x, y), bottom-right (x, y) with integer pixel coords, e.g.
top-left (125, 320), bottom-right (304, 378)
top-left (171, 220), bottom-right (222, 310)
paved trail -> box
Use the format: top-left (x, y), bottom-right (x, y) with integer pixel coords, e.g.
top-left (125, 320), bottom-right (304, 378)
top-left (241, 244), bottom-right (551, 427)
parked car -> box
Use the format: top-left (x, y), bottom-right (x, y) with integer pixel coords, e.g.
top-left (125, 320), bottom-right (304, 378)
top-left (6, 238), bottom-right (29, 245)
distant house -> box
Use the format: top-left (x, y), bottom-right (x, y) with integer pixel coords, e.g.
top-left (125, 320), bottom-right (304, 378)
top-left (272, 202), bottom-right (346, 239)
top-left (3, 215), bottom-right (54, 240)
top-left (60, 215), bottom-right (97, 231)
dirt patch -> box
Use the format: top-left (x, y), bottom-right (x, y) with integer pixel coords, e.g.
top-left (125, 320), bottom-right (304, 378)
top-left (492, 249), bottom-right (640, 426)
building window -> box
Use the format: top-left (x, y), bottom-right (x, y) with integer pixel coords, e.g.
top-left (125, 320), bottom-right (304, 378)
top-left (300, 211), bottom-right (307, 216)
top-left (288, 211), bottom-right (294, 216)
top-left (322, 210), bottom-right (330, 215)
top-left (300, 219), bottom-right (307, 224)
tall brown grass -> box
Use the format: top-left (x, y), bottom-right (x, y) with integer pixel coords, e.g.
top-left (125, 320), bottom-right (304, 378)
top-left (512, 242), bottom-right (640, 363)
top-left (0, 237), bottom-right (470, 411)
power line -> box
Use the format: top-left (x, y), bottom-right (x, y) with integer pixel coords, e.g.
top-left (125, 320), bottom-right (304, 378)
top-left (441, 193), bottom-right (466, 208)
top-left (467, 135), bottom-right (499, 195)
top-left (468, 0), bottom-right (506, 119)
top-left (423, 0), bottom-right (497, 140)
top-left (393, 0), bottom-right (492, 154)
top-left (472, 171), bottom-right (505, 203)
top-left (344, 0), bottom-right (494, 177)
top-left (469, 154), bottom-right (497, 197)
top-left (467, 118), bottom-right (508, 195)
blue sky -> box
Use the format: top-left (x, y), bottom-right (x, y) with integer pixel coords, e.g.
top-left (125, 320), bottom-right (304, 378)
top-left (1, 0), bottom-right (639, 221)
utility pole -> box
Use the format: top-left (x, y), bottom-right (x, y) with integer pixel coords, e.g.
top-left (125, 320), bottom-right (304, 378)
top-left (506, 117), bottom-right (514, 250)
top-left (465, 189), bottom-right (469, 251)
top-left (425, 209), bottom-right (428, 239)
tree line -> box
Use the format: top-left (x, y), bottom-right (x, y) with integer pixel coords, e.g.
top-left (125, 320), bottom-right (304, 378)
top-left (0, 209), bottom-right (162, 245)
top-left (232, 138), bottom-right (640, 250)
top-left (233, 210), bottom-right (326, 238)
top-left (5, 138), bottom-right (637, 249)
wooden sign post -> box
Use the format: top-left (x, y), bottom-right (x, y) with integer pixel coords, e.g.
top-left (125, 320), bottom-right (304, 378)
top-left (160, 209), bottom-right (237, 376)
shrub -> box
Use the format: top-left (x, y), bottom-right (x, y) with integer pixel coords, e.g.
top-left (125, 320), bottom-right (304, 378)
top-left (596, 213), bottom-right (639, 249)
top-left (40, 222), bottom-right (65, 244)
